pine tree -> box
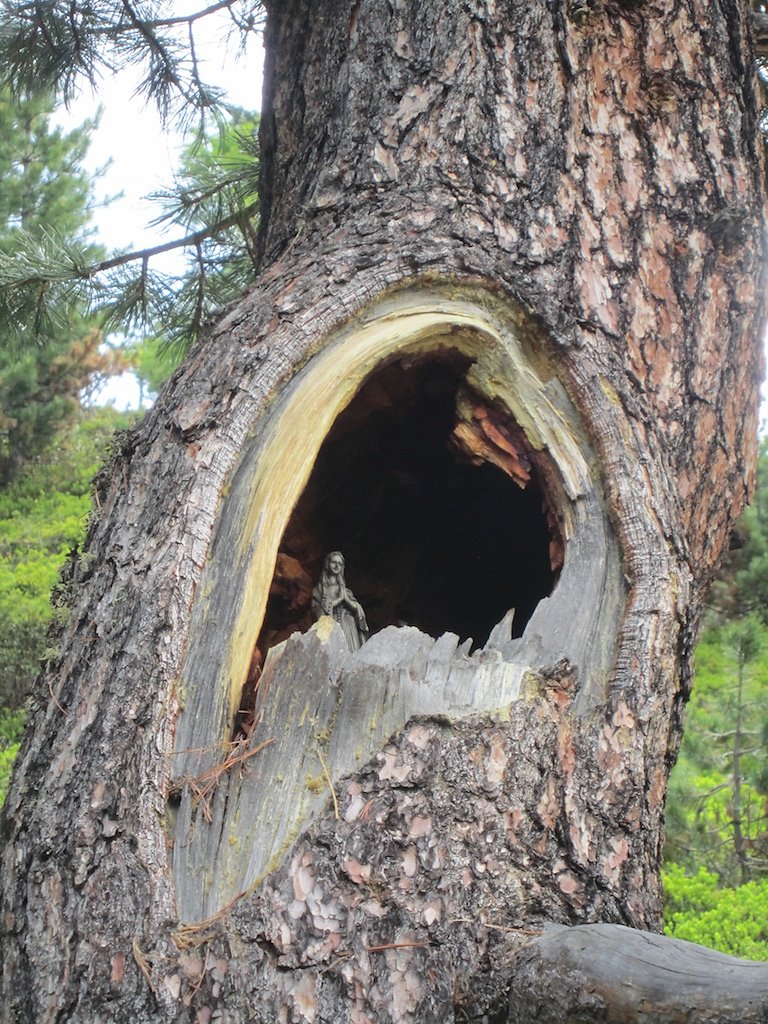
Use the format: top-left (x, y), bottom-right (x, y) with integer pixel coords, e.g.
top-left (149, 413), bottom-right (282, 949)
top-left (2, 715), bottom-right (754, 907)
top-left (0, 90), bottom-right (120, 482)
top-left (2, 4), bottom-right (768, 1021)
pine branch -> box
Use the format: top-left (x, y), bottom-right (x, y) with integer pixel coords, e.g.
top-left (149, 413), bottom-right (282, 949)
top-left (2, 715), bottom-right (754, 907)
top-left (113, 2), bottom-right (238, 32)
top-left (95, 199), bottom-right (259, 274)
top-left (0, 195), bottom-right (258, 345)
top-left (91, 2), bottom-right (263, 34)
top-left (722, 743), bottom-right (766, 756)
top-left (0, 97), bottom-right (260, 349)
top-left (0, 1), bottom-right (263, 124)
top-left (149, 154), bottom-right (259, 233)
top-left (0, 195), bottom-right (257, 281)
top-left (695, 782), bottom-right (730, 803)
top-left (705, 728), bottom-right (761, 739)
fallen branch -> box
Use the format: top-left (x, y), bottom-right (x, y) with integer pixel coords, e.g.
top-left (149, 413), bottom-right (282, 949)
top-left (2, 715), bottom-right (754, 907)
top-left (506, 923), bottom-right (768, 1023)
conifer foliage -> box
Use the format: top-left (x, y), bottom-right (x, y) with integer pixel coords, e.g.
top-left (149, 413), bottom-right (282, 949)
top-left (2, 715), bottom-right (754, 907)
top-left (0, 90), bottom-right (121, 482)
top-left (0, 2), bottom-right (263, 347)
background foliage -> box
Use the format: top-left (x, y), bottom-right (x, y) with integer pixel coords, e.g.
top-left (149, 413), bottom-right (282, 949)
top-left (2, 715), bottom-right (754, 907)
top-left (0, 405), bottom-right (134, 805)
top-left (0, 90), bottom-right (126, 482)
top-left (660, 441), bottom-right (768, 958)
top-left (0, 85), bottom-right (139, 800)
top-left (0, 405), bottom-right (133, 709)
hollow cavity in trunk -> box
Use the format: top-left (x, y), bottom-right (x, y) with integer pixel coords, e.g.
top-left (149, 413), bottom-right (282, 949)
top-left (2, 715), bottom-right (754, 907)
top-left (256, 354), bottom-right (559, 658)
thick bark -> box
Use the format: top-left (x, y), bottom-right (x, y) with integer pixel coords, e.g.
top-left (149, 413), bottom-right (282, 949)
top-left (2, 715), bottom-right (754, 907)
top-left (1, 1), bottom-right (766, 1022)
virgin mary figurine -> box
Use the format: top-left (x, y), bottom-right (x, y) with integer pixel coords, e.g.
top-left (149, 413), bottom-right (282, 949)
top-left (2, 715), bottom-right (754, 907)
top-left (312, 551), bottom-right (369, 651)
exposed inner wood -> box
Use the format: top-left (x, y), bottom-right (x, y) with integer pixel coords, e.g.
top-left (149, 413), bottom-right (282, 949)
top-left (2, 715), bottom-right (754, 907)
top-left (254, 356), bottom-right (560, 670)
top-left (170, 290), bottom-right (626, 921)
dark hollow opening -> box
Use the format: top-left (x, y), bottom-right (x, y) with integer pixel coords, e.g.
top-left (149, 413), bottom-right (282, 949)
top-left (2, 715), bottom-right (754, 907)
top-left (253, 354), bottom-right (560, 674)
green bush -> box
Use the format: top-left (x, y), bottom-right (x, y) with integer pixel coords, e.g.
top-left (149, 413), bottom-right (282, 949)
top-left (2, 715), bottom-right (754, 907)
top-left (663, 864), bottom-right (768, 960)
top-left (0, 406), bottom-right (134, 708)
top-left (0, 705), bottom-right (23, 807)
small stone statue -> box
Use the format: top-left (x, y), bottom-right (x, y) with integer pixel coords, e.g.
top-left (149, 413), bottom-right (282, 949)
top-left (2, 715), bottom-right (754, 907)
top-left (312, 551), bottom-right (369, 652)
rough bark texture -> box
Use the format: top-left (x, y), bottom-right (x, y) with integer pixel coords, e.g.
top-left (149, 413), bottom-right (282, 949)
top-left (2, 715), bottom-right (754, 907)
top-left (506, 923), bottom-right (768, 1022)
top-left (1, 1), bottom-right (767, 1022)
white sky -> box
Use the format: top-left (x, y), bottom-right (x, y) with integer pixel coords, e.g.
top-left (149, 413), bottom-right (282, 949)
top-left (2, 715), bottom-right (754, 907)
top-left (61, 8), bottom-right (264, 253)
top-left (55, 7), bottom-right (265, 407)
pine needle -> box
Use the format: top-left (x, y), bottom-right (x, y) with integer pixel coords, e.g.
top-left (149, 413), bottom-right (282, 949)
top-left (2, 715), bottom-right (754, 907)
top-left (171, 737), bottom-right (274, 822)
top-left (316, 746), bottom-right (339, 819)
top-left (132, 937), bottom-right (157, 994)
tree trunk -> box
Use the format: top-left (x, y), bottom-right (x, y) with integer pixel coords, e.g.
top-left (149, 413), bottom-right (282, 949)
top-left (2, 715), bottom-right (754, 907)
top-left (2, 1), bottom-right (768, 1021)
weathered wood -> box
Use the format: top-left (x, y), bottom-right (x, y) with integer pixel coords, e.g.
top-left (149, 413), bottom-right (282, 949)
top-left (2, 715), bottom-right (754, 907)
top-left (171, 288), bottom-right (626, 921)
top-left (1, 1), bottom-right (766, 1020)
top-left (507, 923), bottom-right (768, 1023)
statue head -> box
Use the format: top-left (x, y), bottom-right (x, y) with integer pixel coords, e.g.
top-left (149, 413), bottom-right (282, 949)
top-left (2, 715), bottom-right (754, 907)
top-left (323, 551), bottom-right (345, 579)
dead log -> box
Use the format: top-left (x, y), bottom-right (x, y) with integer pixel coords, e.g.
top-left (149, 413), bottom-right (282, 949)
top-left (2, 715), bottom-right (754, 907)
top-left (507, 924), bottom-right (768, 1023)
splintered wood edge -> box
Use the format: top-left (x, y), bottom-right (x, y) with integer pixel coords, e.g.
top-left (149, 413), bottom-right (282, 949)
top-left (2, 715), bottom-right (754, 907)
top-left (221, 288), bottom-right (595, 728)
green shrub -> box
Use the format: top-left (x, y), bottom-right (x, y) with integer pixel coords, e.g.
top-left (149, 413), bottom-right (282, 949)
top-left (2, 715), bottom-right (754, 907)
top-left (663, 864), bottom-right (768, 960)
top-left (0, 705), bottom-right (23, 807)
